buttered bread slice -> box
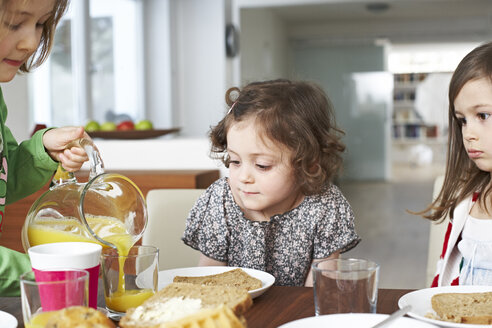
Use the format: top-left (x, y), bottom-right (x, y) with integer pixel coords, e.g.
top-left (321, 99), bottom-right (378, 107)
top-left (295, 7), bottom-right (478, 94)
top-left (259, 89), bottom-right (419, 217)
top-left (119, 283), bottom-right (252, 328)
top-left (431, 291), bottom-right (492, 324)
top-left (173, 268), bottom-right (262, 291)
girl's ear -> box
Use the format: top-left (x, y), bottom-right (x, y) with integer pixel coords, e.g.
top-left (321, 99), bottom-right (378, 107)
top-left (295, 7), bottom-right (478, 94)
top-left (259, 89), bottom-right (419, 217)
top-left (308, 162), bottom-right (321, 175)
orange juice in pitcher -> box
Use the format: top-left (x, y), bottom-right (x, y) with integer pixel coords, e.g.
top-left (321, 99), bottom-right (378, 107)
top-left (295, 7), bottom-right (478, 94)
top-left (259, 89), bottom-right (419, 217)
top-left (21, 139), bottom-right (154, 310)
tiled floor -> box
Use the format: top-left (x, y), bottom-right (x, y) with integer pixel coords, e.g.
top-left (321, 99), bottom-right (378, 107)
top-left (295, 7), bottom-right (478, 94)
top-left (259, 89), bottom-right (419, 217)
top-left (338, 163), bottom-right (445, 289)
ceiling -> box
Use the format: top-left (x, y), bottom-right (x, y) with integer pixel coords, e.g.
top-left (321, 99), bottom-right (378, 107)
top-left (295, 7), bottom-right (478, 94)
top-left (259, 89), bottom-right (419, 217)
top-left (243, 0), bottom-right (492, 43)
top-left (269, 0), bottom-right (492, 23)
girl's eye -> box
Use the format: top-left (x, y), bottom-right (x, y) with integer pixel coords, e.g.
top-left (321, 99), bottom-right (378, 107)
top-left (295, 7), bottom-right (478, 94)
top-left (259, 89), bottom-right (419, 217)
top-left (456, 117), bottom-right (466, 126)
top-left (256, 164), bottom-right (271, 170)
top-left (478, 112), bottom-right (490, 120)
top-left (229, 160), bottom-right (240, 166)
top-left (5, 22), bottom-right (21, 31)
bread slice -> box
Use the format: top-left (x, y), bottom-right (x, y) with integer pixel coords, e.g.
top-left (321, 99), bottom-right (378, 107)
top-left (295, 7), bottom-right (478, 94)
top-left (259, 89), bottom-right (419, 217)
top-left (431, 291), bottom-right (492, 324)
top-left (119, 283), bottom-right (252, 328)
top-left (173, 268), bottom-right (262, 291)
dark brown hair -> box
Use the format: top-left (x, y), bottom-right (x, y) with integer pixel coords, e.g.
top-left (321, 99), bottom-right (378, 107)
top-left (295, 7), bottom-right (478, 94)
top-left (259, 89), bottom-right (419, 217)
top-left (419, 42), bottom-right (492, 221)
top-left (209, 79), bottom-right (346, 195)
top-left (2, 0), bottom-right (70, 72)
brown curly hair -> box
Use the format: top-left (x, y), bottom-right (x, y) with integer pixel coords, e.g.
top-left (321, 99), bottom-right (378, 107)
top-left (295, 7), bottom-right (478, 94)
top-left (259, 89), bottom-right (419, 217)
top-left (209, 79), bottom-right (346, 195)
top-left (1, 0), bottom-right (70, 73)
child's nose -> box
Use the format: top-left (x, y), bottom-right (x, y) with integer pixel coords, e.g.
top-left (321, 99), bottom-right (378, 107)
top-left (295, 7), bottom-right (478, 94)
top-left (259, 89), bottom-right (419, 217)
top-left (463, 124), bottom-right (478, 141)
top-left (238, 165), bottom-right (254, 183)
top-left (18, 29), bottom-right (40, 53)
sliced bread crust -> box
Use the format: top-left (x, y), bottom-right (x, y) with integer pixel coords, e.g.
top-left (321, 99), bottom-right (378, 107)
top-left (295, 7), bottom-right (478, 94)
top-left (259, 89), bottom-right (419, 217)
top-left (120, 283), bottom-right (252, 328)
top-left (173, 268), bottom-right (262, 291)
top-left (431, 291), bottom-right (492, 324)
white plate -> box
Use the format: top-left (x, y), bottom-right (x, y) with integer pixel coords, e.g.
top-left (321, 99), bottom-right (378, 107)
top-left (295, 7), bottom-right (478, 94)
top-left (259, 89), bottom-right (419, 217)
top-left (278, 313), bottom-right (439, 327)
top-left (0, 310), bottom-right (18, 328)
top-left (398, 285), bottom-right (492, 327)
top-left (158, 266), bottom-right (275, 299)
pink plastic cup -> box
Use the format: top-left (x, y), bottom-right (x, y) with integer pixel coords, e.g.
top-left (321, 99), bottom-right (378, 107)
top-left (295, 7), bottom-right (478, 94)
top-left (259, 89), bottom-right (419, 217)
top-left (28, 242), bottom-right (102, 309)
top-left (20, 269), bottom-right (88, 313)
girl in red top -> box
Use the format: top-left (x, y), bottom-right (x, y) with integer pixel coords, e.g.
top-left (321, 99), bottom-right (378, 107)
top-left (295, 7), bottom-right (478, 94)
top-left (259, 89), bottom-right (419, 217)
top-left (419, 42), bottom-right (492, 287)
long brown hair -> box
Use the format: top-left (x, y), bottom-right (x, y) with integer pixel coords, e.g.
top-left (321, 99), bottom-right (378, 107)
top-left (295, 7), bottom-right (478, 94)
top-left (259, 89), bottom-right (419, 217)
top-left (209, 79), bottom-right (346, 195)
top-left (1, 0), bottom-right (70, 72)
top-left (419, 42), bottom-right (492, 222)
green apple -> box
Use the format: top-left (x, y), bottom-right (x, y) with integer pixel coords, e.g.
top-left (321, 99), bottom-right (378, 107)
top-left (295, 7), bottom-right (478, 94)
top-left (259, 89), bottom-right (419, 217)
top-left (100, 121), bottom-right (117, 131)
top-left (135, 119), bottom-right (153, 130)
top-left (84, 120), bottom-right (100, 132)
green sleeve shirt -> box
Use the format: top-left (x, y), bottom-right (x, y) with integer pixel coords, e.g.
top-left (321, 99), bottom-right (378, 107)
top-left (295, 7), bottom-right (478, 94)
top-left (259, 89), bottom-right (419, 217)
top-left (0, 87), bottom-right (59, 296)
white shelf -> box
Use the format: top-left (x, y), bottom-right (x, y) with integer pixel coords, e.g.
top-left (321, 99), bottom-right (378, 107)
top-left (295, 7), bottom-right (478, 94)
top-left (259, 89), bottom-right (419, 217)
top-left (392, 137), bottom-right (446, 146)
top-left (393, 101), bottom-right (416, 109)
top-left (394, 82), bottom-right (420, 89)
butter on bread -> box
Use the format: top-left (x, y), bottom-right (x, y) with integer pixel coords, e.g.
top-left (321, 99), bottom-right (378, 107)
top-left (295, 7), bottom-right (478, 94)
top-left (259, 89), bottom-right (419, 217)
top-left (173, 268), bottom-right (262, 291)
top-left (119, 282), bottom-right (252, 328)
top-left (44, 306), bottom-right (116, 328)
top-left (431, 291), bottom-right (492, 324)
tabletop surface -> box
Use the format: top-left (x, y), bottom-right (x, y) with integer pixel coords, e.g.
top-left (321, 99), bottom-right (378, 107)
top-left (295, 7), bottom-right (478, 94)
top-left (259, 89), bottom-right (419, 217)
top-left (0, 286), bottom-right (412, 328)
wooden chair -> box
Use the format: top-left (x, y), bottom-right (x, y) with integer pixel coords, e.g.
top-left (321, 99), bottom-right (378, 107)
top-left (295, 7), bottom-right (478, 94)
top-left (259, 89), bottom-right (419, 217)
top-left (143, 189), bottom-right (205, 270)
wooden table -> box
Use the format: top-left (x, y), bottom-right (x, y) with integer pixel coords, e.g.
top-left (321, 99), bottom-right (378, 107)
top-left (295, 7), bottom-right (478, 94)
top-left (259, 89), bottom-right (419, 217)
top-left (0, 286), bottom-right (411, 328)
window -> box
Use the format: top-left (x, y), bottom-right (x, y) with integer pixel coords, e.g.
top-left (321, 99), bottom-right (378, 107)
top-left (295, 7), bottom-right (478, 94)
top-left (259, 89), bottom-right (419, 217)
top-left (29, 0), bottom-right (144, 128)
top-left (387, 42), bottom-right (480, 73)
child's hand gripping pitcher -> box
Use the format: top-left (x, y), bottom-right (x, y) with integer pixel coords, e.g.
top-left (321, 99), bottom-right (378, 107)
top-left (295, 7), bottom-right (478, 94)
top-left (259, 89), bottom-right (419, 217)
top-left (21, 138), bottom-right (154, 312)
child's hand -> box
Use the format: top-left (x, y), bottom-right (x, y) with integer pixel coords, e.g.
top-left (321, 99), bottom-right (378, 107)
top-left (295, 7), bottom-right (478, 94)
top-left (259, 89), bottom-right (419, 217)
top-left (43, 126), bottom-right (91, 172)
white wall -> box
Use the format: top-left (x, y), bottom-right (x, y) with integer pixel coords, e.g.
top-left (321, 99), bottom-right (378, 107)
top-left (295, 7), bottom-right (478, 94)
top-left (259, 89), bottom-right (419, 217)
top-left (240, 8), bottom-right (289, 83)
top-left (170, 0), bottom-right (229, 137)
top-left (143, 0), bottom-right (172, 128)
top-left (1, 75), bottom-right (31, 142)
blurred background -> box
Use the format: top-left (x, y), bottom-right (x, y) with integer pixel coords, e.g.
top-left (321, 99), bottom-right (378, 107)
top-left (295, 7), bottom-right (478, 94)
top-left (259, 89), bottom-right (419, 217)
top-left (4, 0), bottom-right (492, 288)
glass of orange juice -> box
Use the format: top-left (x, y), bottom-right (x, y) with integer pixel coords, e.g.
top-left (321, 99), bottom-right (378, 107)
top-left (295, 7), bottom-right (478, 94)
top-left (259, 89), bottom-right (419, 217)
top-left (101, 245), bottom-right (159, 320)
top-left (20, 269), bottom-right (89, 328)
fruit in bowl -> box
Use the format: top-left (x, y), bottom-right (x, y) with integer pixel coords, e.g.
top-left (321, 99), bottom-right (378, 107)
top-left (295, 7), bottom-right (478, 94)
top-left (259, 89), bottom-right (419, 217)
top-left (135, 119), bottom-right (153, 130)
top-left (117, 120), bottom-right (135, 131)
top-left (100, 121), bottom-right (117, 131)
top-left (84, 120), bottom-right (100, 132)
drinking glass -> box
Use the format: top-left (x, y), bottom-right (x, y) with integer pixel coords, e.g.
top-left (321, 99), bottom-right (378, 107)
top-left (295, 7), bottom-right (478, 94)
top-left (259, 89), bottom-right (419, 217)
top-left (101, 245), bottom-right (159, 320)
top-left (20, 269), bottom-right (88, 328)
top-left (313, 258), bottom-right (379, 315)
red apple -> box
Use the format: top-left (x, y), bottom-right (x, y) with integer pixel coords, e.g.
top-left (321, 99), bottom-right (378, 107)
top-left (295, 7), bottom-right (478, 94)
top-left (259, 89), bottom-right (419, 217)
top-left (117, 120), bottom-right (134, 131)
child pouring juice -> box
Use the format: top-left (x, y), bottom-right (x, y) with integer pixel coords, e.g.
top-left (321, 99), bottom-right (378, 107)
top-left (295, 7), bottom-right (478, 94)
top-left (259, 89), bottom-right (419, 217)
top-left (0, 0), bottom-right (93, 297)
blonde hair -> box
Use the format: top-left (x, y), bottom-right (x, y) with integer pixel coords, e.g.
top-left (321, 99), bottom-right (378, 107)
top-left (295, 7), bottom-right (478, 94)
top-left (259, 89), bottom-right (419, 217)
top-left (1, 0), bottom-right (70, 72)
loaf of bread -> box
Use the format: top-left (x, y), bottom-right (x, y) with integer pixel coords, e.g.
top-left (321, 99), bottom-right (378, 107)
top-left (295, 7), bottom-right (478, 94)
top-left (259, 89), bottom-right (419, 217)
top-left (173, 268), bottom-right (262, 291)
top-left (44, 306), bottom-right (116, 328)
top-left (119, 282), bottom-right (252, 328)
top-left (431, 291), bottom-right (492, 324)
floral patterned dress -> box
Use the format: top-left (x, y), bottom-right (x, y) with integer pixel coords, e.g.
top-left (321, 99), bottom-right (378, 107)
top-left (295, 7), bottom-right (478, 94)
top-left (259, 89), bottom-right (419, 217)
top-left (182, 177), bottom-right (360, 286)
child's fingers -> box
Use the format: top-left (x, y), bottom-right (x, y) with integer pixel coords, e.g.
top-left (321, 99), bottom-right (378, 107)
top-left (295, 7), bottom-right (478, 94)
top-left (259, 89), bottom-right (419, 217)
top-left (64, 151), bottom-right (89, 164)
top-left (66, 146), bottom-right (89, 160)
top-left (59, 157), bottom-right (83, 172)
top-left (59, 150), bottom-right (88, 171)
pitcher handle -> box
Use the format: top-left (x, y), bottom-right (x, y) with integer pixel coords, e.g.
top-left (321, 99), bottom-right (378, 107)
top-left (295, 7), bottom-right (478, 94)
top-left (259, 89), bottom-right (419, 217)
top-left (52, 138), bottom-right (105, 186)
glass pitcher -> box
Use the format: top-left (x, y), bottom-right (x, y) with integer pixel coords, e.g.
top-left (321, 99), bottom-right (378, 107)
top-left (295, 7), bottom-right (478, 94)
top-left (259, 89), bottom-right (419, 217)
top-left (21, 139), bottom-right (147, 256)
